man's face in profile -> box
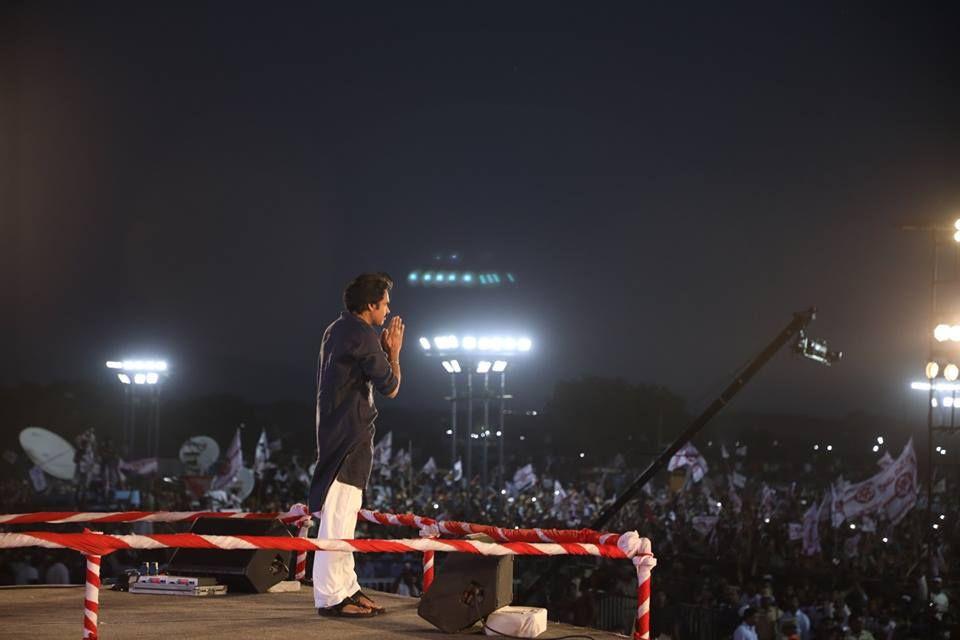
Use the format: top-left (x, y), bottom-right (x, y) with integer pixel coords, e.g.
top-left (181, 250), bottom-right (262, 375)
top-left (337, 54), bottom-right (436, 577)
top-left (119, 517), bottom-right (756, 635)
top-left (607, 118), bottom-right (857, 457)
top-left (369, 291), bottom-right (391, 326)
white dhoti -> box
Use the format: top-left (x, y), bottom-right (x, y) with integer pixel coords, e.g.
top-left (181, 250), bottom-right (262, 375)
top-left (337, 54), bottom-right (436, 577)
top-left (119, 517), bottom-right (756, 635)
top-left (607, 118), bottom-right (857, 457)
top-left (312, 479), bottom-right (362, 608)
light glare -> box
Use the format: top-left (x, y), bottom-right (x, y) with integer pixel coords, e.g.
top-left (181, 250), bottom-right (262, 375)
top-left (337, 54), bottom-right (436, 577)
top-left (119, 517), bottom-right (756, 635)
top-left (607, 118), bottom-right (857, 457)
top-left (492, 360), bottom-right (508, 372)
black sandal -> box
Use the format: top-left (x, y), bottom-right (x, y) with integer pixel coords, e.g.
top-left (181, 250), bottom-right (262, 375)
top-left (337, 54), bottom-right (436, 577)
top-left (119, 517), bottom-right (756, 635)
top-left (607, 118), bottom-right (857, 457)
top-left (351, 589), bottom-right (386, 614)
top-left (317, 597), bottom-right (378, 618)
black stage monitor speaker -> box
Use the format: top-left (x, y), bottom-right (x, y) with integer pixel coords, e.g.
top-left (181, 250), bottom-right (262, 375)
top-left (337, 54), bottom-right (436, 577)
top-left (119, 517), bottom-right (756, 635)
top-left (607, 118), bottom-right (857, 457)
top-left (418, 554), bottom-right (513, 632)
top-left (167, 517), bottom-right (293, 593)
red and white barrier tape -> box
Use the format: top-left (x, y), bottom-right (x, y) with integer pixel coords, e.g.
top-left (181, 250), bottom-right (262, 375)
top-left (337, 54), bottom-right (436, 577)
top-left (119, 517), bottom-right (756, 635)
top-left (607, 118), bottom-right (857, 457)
top-left (0, 508), bottom-right (624, 547)
top-left (632, 539), bottom-right (658, 640)
top-left (0, 532), bottom-right (641, 559)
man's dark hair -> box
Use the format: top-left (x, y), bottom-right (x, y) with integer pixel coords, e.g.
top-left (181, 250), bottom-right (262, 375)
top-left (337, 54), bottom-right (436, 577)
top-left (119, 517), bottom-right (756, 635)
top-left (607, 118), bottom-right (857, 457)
top-left (343, 272), bottom-right (393, 313)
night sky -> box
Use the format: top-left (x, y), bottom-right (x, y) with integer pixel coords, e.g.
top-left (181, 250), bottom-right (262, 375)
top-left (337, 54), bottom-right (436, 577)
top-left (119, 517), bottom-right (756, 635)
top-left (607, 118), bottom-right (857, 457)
top-left (3, 3), bottom-right (959, 421)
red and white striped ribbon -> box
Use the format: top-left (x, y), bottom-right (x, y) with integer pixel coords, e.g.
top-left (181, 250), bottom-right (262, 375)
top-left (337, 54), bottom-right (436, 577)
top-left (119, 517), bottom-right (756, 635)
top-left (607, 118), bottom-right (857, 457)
top-left (83, 554), bottom-right (101, 639)
top-left (0, 531), bottom-right (642, 560)
top-left (0, 510), bottom-right (306, 525)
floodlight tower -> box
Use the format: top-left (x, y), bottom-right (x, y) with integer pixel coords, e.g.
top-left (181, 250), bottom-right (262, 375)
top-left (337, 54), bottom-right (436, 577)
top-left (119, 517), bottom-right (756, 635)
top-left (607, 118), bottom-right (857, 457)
top-left (420, 335), bottom-right (531, 488)
top-left (105, 359), bottom-right (169, 459)
top-left (900, 217), bottom-right (960, 568)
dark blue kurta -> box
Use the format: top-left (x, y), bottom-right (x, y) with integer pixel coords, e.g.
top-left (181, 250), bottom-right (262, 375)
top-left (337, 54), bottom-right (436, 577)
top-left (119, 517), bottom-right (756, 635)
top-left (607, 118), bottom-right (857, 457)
top-left (308, 311), bottom-right (399, 515)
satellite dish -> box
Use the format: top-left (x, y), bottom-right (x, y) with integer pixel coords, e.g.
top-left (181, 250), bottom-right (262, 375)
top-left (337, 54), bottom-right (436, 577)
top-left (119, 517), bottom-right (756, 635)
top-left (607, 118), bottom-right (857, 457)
top-left (179, 436), bottom-right (220, 473)
top-left (228, 467), bottom-right (255, 502)
top-left (19, 427), bottom-right (76, 481)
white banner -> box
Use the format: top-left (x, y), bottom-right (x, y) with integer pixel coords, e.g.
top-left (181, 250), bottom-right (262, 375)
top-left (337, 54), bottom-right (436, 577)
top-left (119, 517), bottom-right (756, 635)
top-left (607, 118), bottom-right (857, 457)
top-left (802, 501), bottom-right (821, 556)
top-left (668, 442), bottom-right (708, 483)
top-left (512, 464), bottom-right (538, 492)
top-left (421, 457), bottom-right (437, 477)
top-left (211, 428), bottom-right (243, 491)
top-left (254, 428), bottom-right (270, 477)
top-left (118, 458), bottom-right (158, 475)
top-left (837, 439), bottom-right (917, 525)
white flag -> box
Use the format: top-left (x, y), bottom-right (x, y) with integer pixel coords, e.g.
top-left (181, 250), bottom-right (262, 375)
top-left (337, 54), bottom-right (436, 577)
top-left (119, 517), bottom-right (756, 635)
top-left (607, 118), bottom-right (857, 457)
top-left (212, 428), bottom-right (243, 490)
top-left (118, 458), bottom-right (158, 475)
top-left (512, 464), bottom-right (538, 491)
top-left (876, 452), bottom-right (894, 470)
top-left (254, 428), bottom-right (270, 478)
top-left (553, 480), bottom-right (568, 502)
top-left (838, 439), bottom-right (917, 525)
top-left (29, 465), bottom-right (47, 492)
top-left (421, 457), bottom-right (438, 477)
top-left (732, 472), bottom-right (747, 488)
top-left (802, 501), bottom-right (821, 556)
top-left (668, 442), bottom-right (708, 483)
top-left (721, 444), bottom-right (730, 459)
top-left (373, 431), bottom-right (392, 468)
top-left (452, 459), bottom-right (463, 482)
top-left (788, 523), bottom-right (803, 541)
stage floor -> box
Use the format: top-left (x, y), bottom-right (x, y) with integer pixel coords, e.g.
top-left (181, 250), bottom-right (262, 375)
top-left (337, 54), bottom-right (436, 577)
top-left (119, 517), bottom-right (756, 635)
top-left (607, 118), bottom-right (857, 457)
top-left (0, 585), bottom-right (626, 639)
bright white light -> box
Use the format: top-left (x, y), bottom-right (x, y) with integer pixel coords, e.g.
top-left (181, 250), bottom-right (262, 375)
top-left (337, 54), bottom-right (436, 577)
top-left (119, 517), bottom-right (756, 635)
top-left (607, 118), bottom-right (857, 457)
top-left (912, 381), bottom-right (960, 391)
top-left (882, 537), bottom-right (889, 543)
top-left (579, 452), bottom-right (585, 458)
top-left (716, 501), bottom-right (722, 508)
top-left (449, 359), bottom-right (462, 373)
top-left (133, 373), bottom-right (147, 385)
top-left (935, 325), bottom-right (951, 342)
top-left (433, 503), bottom-right (439, 510)
top-left (445, 429), bottom-right (453, 435)
top-left (106, 361), bottom-right (123, 369)
top-left (933, 398), bottom-right (939, 408)
top-left (519, 435), bottom-right (525, 441)
top-left (813, 444), bottom-right (819, 451)
top-left (117, 359), bottom-right (168, 372)
top-left (946, 364), bottom-right (960, 381)
top-left (849, 523), bottom-right (856, 530)
top-left (954, 229), bottom-right (960, 243)
top-left (877, 436), bottom-right (884, 445)
top-left (951, 326), bottom-right (960, 342)
top-left (492, 360), bottom-right (508, 372)
top-left (955, 218), bottom-right (960, 231)
top-left (872, 445), bottom-right (879, 452)
top-left (117, 373), bottom-right (131, 384)
top-left (476, 360), bottom-right (492, 374)
top-left (941, 448), bottom-right (948, 455)
top-left (945, 396), bottom-right (955, 408)
top-left (471, 433), bottom-right (479, 439)
top-left (477, 337), bottom-right (494, 351)
top-left (826, 445), bottom-right (833, 452)
top-left (434, 335), bottom-right (459, 350)
top-left (502, 337), bottom-right (517, 352)
top-left (145, 372), bottom-right (159, 384)
top-left (764, 517), bottom-right (770, 524)
top-left (518, 337), bottom-right (532, 352)
top-left (936, 446), bottom-right (941, 452)
top-left (940, 514), bottom-right (946, 520)
top-left (531, 497), bottom-right (537, 502)
top-left (441, 361), bottom-right (455, 374)
top-left (508, 497), bottom-right (515, 503)
top-left (500, 489), bottom-right (507, 495)
top-left (933, 523), bottom-right (940, 529)
top-left (495, 430), bottom-right (502, 437)
top-left (462, 336), bottom-right (477, 350)
top-left (484, 430), bottom-right (491, 436)
top-left (926, 361), bottom-right (941, 379)
top-left (419, 337), bottom-right (431, 350)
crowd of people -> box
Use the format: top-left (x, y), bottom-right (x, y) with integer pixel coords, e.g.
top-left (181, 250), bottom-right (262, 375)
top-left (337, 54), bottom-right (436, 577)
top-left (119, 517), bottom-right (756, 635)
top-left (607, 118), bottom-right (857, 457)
top-left (0, 427), bottom-right (955, 639)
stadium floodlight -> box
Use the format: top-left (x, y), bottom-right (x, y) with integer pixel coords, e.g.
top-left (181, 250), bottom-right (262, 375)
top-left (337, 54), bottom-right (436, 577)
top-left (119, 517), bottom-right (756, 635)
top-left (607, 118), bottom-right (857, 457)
top-left (518, 337), bottom-right (532, 352)
top-left (492, 360), bottom-right (508, 372)
top-left (419, 337), bottom-right (431, 350)
top-left (945, 364), bottom-right (959, 381)
top-left (441, 361), bottom-right (455, 373)
top-left (449, 359), bottom-right (462, 373)
top-left (951, 326), bottom-right (960, 342)
top-left (146, 372), bottom-right (159, 384)
top-left (955, 230), bottom-right (960, 243)
top-left (926, 362), bottom-right (940, 379)
top-left (117, 373), bottom-right (131, 384)
top-left (935, 324), bottom-right (951, 342)
top-left (872, 445), bottom-right (880, 452)
top-left (106, 361), bottom-right (123, 369)
top-left (877, 436), bottom-right (884, 444)
top-left (134, 373), bottom-right (147, 384)
top-left (476, 360), bottom-right (492, 374)
top-left (108, 359), bottom-right (169, 372)
top-left (462, 336), bottom-right (477, 350)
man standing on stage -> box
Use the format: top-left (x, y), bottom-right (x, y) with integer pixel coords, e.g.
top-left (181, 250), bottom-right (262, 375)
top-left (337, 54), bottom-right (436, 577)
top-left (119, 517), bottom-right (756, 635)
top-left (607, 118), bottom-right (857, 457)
top-left (309, 272), bottom-right (404, 618)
